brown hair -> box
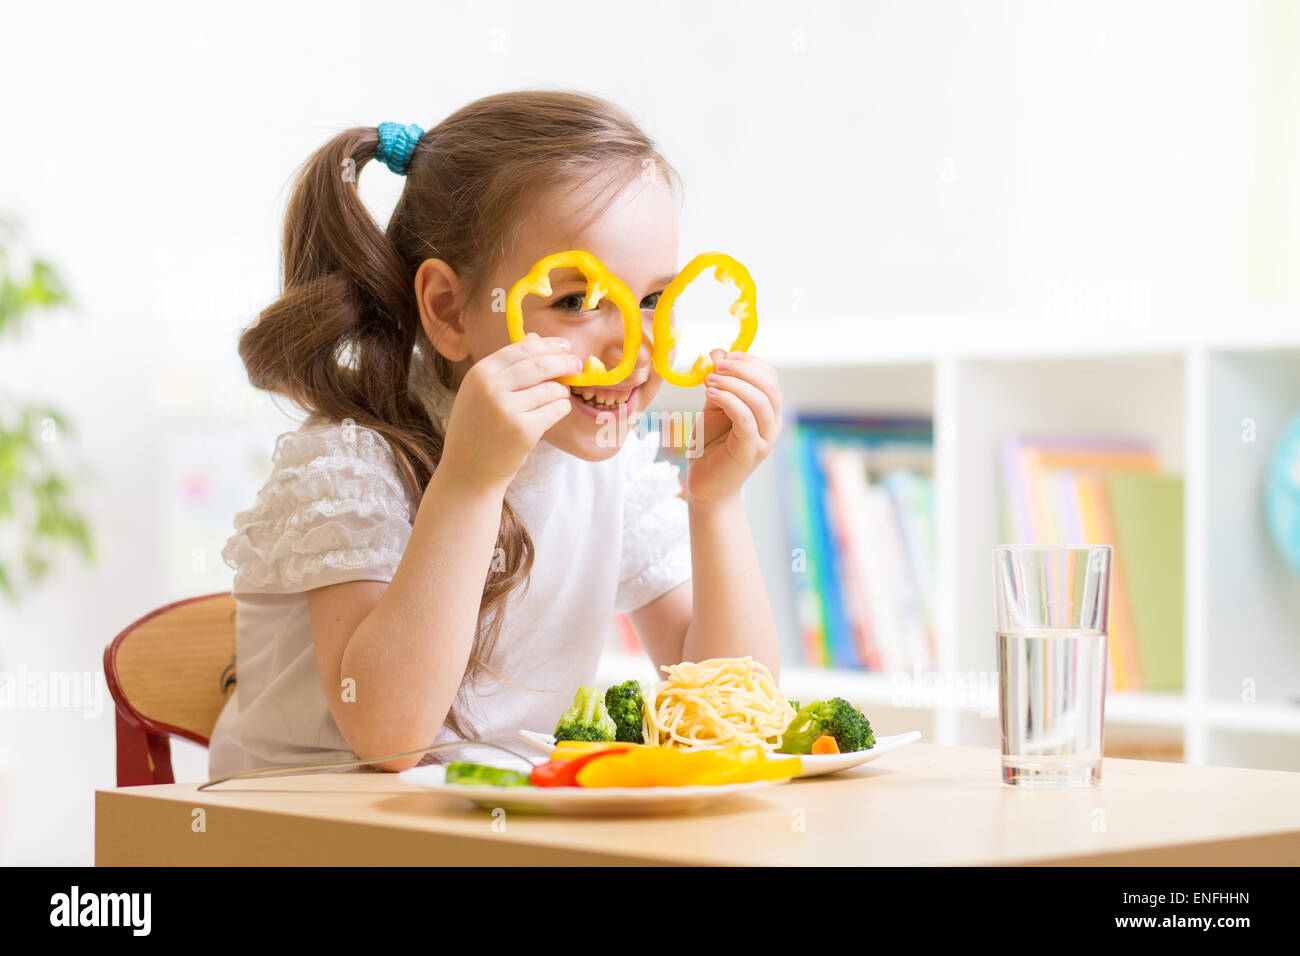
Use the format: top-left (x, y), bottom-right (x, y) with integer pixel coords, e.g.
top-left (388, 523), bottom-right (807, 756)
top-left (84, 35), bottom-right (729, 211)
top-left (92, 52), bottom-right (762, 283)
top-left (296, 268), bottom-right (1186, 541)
top-left (237, 91), bottom-right (679, 740)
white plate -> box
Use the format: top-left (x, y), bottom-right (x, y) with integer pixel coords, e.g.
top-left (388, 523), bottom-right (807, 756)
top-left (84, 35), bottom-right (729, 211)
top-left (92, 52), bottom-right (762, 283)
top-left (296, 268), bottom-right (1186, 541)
top-left (518, 729), bottom-right (923, 778)
top-left (397, 764), bottom-right (780, 815)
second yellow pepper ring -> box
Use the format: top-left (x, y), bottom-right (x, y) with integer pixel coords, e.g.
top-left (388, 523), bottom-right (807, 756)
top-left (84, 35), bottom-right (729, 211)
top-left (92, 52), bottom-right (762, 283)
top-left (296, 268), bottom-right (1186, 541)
top-left (651, 252), bottom-right (758, 389)
top-left (505, 250), bottom-right (642, 387)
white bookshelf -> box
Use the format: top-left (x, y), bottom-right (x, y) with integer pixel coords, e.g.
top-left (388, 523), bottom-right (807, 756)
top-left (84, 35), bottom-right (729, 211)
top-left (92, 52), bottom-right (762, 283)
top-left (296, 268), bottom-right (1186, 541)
top-left (604, 307), bottom-right (1300, 772)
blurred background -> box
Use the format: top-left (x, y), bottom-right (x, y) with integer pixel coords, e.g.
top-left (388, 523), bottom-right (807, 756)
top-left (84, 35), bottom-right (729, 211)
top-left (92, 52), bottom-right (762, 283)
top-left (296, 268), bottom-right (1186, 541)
top-left (2, 0), bottom-right (1298, 864)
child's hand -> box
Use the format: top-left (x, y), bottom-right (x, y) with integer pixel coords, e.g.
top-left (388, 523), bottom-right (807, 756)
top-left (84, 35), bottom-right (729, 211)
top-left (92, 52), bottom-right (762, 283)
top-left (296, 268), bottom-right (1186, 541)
top-left (684, 350), bottom-right (782, 510)
top-left (440, 333), bottom-right (581, 487)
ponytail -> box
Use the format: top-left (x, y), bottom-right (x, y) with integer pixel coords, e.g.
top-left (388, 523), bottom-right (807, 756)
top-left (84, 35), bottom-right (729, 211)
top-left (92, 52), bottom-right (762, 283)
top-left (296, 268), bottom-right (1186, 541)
top-left (241, 128), bottom-right (437, 494)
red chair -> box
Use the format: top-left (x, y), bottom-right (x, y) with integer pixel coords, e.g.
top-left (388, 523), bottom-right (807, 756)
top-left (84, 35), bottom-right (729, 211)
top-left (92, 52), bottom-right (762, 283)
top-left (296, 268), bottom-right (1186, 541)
top-left (103, 592), bottom-right (237, 786)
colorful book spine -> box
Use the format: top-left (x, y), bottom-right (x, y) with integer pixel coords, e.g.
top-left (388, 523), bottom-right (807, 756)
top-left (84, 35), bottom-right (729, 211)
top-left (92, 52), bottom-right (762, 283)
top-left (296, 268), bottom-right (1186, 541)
top-left (780, 422), bottom-right (829, 668)
top-left (882, 469), bottom-right (937, 670)
top-left (804, 437), bottom-right (856, 669)
top-left (1076, 472), bottom-right (1143, 690)
top-left (867, 482), bottom-right (930, 671)
top-left (779, 415), bottom-right (936, 671)
top-left (1105, 473), bottom-right (1185, 691)
top-left (1000, 433), bottom-right (1183, 694)
top-left (820, 444), bottom-right (877, 670)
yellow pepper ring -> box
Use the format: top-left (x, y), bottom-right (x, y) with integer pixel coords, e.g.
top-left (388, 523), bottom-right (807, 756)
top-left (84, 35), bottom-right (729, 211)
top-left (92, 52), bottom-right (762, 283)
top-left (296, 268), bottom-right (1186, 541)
top-left (651, 252), bottom-right (758, 388)
top-left (505, 250), bottom-right (642, 387)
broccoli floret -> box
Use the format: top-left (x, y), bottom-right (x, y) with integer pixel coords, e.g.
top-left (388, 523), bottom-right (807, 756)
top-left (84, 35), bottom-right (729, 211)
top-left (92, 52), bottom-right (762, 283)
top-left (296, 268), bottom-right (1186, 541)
top-left (554, 685), bottom-right (617, 742)
top-left (777, 697), bottom-right (875, 754)
top-left (787, 699), bottom-right (800, 713)
top-left (604, 680), bottom-right (645, 743)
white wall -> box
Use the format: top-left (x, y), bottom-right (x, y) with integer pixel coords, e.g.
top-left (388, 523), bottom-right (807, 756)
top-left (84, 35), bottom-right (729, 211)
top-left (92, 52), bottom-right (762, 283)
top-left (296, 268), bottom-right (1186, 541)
top-left (0, 0), bottom-right (1261, 863)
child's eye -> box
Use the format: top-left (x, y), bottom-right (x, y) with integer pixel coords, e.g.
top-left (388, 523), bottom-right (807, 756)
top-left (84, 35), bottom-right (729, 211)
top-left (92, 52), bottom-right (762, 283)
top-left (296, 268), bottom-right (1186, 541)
top-left (640, 291), bottom-right (663, 310)
top-left (551, 292), bottom-right (589, 313)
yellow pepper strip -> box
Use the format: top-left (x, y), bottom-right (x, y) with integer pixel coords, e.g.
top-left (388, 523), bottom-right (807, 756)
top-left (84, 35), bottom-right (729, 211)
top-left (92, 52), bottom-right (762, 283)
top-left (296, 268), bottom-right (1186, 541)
top-left (505, 250), bottom-right (642, 387)
top-left (548, 740), bottom-right (641, 762)
top-left (650, 252), bottom-right (758, 388)
top-left (574, 746), bottom-right (685, 787)
top-left (574, 745), bottom-right (800, 788)
top-left (689, 747), bottom-right (802, 786)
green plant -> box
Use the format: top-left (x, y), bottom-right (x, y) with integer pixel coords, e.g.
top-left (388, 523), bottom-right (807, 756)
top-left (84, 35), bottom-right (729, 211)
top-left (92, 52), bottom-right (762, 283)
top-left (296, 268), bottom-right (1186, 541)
top-left (0, 216), bottom-right (93, 602)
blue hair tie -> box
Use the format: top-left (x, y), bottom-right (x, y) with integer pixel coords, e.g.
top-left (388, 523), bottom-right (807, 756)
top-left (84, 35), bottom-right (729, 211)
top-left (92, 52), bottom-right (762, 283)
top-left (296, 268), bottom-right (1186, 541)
top-left (375, 121), bottom-right (424, 175)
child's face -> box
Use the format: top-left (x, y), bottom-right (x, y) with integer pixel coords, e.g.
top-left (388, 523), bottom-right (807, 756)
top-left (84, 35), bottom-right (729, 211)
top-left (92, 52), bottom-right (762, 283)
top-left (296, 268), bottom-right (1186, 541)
top-left (461, 171), bottom-right (679, 462)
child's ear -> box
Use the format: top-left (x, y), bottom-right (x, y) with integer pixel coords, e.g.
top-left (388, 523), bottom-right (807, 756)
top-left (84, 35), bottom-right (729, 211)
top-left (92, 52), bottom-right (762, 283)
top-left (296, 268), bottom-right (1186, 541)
top-left (414, 258), bottom-right (469, 361)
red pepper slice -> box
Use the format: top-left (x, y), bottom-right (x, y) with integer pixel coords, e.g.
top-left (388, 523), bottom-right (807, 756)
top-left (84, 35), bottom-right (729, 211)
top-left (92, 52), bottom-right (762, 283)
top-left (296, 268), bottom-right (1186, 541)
top-left (530, 749), bottom-right (626, 787)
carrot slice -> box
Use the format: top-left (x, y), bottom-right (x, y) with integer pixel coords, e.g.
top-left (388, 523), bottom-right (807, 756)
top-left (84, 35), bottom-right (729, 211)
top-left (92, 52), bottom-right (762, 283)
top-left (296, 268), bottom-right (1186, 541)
top-left (811, 735), bottom-right (840, 755)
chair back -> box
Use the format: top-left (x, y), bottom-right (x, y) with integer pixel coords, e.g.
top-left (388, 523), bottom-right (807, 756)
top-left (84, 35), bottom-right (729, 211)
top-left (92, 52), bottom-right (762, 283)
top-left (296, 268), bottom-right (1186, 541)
top-left (104, 592), bottom-right (237, 785)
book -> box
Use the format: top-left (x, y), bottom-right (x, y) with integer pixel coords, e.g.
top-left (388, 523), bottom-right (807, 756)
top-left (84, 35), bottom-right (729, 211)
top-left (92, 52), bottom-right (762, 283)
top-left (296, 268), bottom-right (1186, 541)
top-left (1105, 473), bottom-right (1185, 691)
top-left (883, 470), bottom-right (938, 669)
top-left (780, 415), bottom-right (935, 671)
top-left (811, 441), bottom-right (864, 670)
top-left (780, 418), bottom-right (935, 671)
top-left (799, 428), bottom-right (843, 667)
top-left (1000, 434), bottom-right (1166, 691)
top-left (1075, 471), bottom-right (1144, 689)
top-left (780, 425), bottom-right (830, 668)
top-left (820, 444), bottom-right (877, 669)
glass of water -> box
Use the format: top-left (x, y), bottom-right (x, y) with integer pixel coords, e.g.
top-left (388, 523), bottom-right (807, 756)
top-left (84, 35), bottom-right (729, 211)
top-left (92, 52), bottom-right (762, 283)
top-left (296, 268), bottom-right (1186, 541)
top-left (993, 545), bottom-right (1111, 788)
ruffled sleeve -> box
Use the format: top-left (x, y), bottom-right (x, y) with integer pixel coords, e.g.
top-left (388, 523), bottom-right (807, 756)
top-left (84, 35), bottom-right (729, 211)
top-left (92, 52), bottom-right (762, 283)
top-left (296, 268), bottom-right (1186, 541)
top-left (221, 422), bottom-right (417, 595)
top-left (614, 430), bottom-right (693, 614)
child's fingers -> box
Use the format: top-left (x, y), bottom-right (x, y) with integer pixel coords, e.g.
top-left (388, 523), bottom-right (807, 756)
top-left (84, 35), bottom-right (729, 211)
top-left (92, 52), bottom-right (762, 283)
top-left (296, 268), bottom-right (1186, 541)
top-left (483, 334), bottom-right (574, 373)
top-left (704, 371), bottom-right (777, 443)
top-left (528, 393), bottom-right (575, 432)
top-left (499, 349), bottom-right (584, 389)
top-left (515, 380), bottom-right (573, 413)
top-left (712, 352), bottom-right (782, 420)
top-left (704, 383), bottom-right (760, 446)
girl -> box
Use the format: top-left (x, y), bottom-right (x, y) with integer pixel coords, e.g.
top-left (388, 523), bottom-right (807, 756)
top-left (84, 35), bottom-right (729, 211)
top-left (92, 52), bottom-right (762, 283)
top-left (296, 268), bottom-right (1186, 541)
top-left (209, 91), bottom-right (783, 777)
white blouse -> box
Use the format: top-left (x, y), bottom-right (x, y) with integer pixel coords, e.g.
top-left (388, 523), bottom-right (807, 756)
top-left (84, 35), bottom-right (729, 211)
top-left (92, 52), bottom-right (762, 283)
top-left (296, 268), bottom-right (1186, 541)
top-left (208, 350), bottom-right (692, 777)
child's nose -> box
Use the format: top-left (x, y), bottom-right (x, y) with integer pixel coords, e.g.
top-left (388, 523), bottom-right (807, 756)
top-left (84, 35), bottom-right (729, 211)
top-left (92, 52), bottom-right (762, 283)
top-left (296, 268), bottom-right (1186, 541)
top-left (593, 307), bottom-right (645, 369)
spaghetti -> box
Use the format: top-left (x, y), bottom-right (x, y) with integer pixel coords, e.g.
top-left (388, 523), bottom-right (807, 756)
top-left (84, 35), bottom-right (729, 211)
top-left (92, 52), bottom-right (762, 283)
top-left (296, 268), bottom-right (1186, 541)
top-left (644, 657), bottom-right (797, 751)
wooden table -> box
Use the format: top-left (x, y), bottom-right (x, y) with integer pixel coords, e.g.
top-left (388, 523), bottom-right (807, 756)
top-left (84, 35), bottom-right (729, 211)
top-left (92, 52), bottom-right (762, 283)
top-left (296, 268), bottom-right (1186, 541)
top-left (95, 743), bottom-right (1300, 866)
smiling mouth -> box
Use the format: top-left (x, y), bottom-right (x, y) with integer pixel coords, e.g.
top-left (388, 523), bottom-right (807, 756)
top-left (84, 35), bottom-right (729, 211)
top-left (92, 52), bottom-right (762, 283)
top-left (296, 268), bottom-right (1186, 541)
top-left (569, 384), bottom-right (635, 410)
